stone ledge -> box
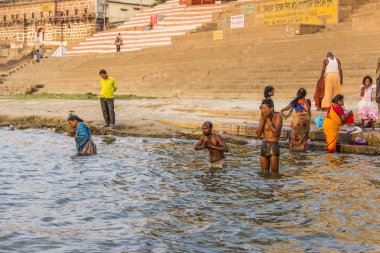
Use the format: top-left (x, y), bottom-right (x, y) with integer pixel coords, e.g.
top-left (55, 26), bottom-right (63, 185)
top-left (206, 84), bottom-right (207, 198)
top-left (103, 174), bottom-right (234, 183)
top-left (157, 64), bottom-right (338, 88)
top-left (158, 119), bottom-right (380, 155)
top-left (1, 114), bottom-right (379, 155)
top-left (280, 141), bottom-right (380, 155)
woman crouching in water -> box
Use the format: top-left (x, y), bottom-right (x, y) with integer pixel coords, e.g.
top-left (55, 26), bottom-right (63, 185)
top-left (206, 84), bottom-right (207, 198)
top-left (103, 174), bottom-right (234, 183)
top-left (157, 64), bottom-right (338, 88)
top-left (68, 115), bottom-right (97, 155)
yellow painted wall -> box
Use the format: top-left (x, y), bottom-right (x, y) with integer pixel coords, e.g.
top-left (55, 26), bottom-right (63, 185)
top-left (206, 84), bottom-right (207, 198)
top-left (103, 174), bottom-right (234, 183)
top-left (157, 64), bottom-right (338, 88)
top-left (254, 0), bottom-right (339, 26)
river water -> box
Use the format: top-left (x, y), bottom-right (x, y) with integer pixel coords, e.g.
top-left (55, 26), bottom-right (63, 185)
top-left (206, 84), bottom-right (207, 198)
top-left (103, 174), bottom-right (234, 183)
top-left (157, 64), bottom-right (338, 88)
top-left (0, 129), bottom-right (379, 252)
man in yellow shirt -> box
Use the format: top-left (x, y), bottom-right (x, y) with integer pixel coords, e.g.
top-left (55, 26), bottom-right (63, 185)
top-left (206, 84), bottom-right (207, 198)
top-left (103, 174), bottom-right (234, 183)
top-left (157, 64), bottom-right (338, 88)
top-left (99, 69), bottom-right (117, 129)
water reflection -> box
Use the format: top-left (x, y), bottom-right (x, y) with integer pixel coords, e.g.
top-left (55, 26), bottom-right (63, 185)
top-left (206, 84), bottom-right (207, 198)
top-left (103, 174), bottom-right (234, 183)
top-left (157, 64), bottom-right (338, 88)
top-left (0, 129), bottom-right (379, 252)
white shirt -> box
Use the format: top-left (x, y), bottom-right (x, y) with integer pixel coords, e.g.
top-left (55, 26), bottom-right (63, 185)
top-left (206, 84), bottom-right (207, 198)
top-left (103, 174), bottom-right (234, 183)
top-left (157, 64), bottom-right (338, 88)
top-left (325, 57), bottom-right (339, 74)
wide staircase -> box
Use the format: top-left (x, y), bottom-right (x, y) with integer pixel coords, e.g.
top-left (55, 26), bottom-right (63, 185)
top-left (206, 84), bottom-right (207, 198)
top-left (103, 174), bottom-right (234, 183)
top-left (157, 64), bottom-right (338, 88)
top-left (66, 0), bottom-right (227, 54)
top-left (1, 0), bottom-right (380, 101)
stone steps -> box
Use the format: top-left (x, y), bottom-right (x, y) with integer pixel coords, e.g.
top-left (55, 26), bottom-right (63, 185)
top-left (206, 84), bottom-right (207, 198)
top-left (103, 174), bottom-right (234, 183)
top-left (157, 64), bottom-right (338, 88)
top-left (66, 1), bottom-right (229, 55)
top-left (2, 0), bottom-right (380, 98)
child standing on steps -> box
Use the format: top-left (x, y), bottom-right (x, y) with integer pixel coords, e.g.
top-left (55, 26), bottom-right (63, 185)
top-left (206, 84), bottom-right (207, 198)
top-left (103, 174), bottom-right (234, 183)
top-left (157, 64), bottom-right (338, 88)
top-left (358, 75), bottom-right (378, 130)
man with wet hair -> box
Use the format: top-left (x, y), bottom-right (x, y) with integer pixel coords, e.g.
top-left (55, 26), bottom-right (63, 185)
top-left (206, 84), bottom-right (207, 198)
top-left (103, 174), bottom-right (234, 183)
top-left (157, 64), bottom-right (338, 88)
top-left (195, 121), bottom-right (228, 169)
top-left (256, 98), bottom-right (283, 173)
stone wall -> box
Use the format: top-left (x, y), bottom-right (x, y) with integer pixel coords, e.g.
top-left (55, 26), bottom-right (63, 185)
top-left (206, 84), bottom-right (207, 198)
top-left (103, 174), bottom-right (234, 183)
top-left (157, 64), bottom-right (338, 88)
top-left (107, 1), bottom-right (151, 24)
top-left (0, 0), bottom-right (98, 47)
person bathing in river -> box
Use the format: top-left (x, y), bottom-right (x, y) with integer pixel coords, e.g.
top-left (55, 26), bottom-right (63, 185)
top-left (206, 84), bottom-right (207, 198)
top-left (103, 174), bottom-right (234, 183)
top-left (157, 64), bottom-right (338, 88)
top-left (68, 115), bottom-right (97, 155)
top-left (256, 98), bottom-right (283, 174)
top-left (281, 88), bottom-right (311, 151)
top-left (323, 95), bottom-right (353, 153)
top-left (195, 121), bottom-right (228, 169)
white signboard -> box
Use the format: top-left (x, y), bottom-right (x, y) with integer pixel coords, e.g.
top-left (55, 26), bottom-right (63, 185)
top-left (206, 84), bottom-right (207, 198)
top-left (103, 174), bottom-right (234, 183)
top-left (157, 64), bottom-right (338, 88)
top-left (231, 14), bottom-right (245, 29)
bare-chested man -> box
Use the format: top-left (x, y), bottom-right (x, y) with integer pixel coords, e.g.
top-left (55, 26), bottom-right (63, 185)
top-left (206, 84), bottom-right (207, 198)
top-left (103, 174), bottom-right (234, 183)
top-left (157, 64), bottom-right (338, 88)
top-left (256, 98), bottom-right (283, 173)
top-left (195, 121), bottom-right (228, 169)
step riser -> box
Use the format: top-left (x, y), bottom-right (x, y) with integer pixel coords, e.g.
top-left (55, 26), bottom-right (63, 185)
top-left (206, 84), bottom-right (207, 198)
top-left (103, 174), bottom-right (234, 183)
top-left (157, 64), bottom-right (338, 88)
top-left (86, 33), bottom-right (186, 43)
top-left (80, 37), bottom-right (171, 46)
top-left (85, 33), bottom-right (185, 41)
top-left (122, 17), bottom-right (212, 27)
top-left (156, 19), bottom-right (212, 25)
top-left (135, 6), bottom-right (225, 17)
top-left (73, 41), bottom-right (171, 50)
top-left (92, 27), bottom-right (196, 37)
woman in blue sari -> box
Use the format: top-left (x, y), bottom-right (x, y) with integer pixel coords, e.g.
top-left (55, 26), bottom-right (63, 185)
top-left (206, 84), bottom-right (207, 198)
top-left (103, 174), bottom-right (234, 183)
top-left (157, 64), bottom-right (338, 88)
top-left (68, 115), bottom-right (97, 155)
top-left (281, 88), bottom-right (311, 151)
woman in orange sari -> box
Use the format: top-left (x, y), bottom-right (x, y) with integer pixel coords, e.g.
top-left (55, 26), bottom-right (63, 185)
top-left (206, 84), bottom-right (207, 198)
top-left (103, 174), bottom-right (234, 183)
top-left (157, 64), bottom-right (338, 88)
top-left (323, 95), bottom-right (353, 153)
top-left (281, 88), bottom-right (311, 151)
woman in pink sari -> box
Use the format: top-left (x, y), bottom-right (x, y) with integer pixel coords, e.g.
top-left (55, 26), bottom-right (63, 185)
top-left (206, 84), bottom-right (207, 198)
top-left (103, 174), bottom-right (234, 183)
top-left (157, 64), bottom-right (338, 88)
top-left (281, 88), bottom-right (311, 151)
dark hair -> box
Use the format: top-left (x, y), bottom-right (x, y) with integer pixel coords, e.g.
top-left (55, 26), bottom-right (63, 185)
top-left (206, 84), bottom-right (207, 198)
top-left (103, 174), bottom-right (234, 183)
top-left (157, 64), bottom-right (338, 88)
top-left (290, 88), bottom-right (307, 108)
top-left (203, 121), bottom-right (213, 128)
top-left (261, 98), bottom-right (274, 108)
top-left (332, 94), bottom-right (344, 104)
top-left (263, 85), bottom-right (274, 98)
top-left (99, 69), bottom-right (107, 75)
top-left (362, 75), bottom-right (373, 85)
top-left (68, 115), bottom-right (83, 122)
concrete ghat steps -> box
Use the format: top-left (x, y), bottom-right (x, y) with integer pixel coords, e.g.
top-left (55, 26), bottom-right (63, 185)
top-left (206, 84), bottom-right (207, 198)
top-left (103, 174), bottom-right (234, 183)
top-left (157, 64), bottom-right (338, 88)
top-left (2, 0), bottom-right (380, 98)
top-left (1, 57), bottom-right (90, 93)
top-left (66, 1), bottom-right (228, 56)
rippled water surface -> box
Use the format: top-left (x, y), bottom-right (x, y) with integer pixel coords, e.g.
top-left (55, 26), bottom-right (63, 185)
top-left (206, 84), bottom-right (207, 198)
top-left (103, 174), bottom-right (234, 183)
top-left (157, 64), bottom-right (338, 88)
top-left (0, 129), bottom-right (380, 252)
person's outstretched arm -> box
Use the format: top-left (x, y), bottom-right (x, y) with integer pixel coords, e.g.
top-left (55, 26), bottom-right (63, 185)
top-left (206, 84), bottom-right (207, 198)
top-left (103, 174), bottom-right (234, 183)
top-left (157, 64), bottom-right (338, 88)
top-left (281, 104), bottom-right (292, 113)
top-left (320, 59), bottom-right (328, 81)
top-left (113, 79), bottom-right (118, 92)
top-left (337, 58), bottom-right (343, 85)
top-left (360, 85), bottom-right (365, 97)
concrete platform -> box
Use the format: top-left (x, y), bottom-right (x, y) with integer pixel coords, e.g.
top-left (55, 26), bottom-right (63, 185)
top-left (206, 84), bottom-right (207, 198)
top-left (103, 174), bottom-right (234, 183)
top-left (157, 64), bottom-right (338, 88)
top-left (0, 98), bottom-right (378, 155)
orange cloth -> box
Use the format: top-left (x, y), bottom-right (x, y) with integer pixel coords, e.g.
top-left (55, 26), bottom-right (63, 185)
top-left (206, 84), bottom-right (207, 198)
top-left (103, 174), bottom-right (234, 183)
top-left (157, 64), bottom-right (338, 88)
top-left (321, 72), bottom-right (341, 109)
top-left (323, 105), bottom-right (342, 153)
top-left (314, 78), bottom-right (325, 109)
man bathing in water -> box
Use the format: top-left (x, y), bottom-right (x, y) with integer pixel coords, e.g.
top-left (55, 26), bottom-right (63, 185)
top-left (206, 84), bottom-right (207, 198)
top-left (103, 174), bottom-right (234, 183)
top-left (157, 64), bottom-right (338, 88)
top-left (256, 98), bottom-right (283, 173)
top-left (195, 121), bottom-right (228, 169)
